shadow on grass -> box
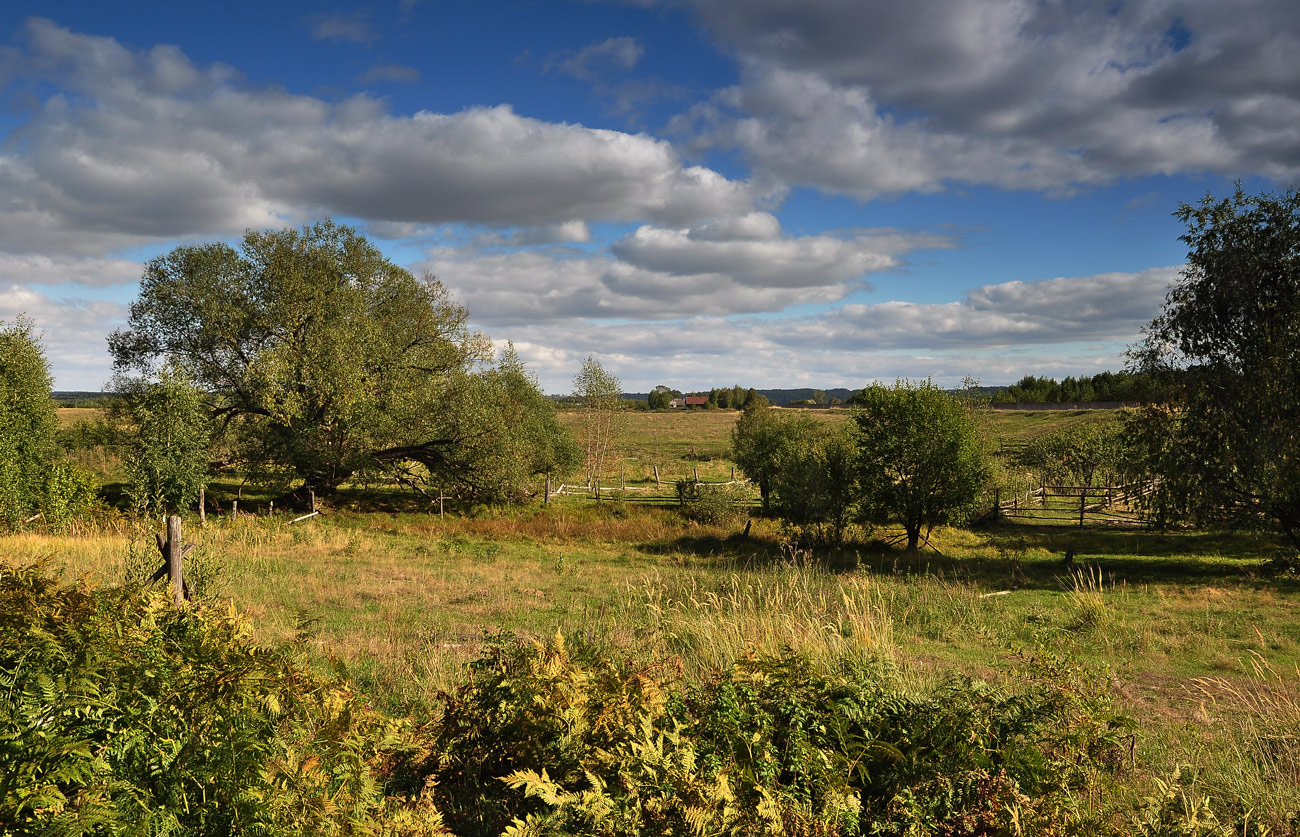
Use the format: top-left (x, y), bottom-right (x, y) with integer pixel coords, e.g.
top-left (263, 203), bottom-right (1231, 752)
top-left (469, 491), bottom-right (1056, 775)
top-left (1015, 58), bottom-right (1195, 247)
top-left (642, 519), bottom-right (1298, 591)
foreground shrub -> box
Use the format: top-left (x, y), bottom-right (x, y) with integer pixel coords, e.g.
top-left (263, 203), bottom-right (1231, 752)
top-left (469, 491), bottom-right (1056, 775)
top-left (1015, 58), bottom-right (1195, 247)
top-left (430, 633), bottom-right (1133, 836)
top-left (0, 564), bottom-right (448, 836)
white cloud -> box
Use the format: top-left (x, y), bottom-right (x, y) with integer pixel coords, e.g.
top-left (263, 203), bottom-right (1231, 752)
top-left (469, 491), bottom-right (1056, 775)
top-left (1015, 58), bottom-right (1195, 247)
top-left (0, 284), bottom-right (127, 390)
top-left (0, 253), bottom-right (142, 288)
top-left (0, 19), bottom-right (754, 256)
top-left (423, 219), bottom-right (953, 322)
top-left (611, 221), bottom-right (952, 289)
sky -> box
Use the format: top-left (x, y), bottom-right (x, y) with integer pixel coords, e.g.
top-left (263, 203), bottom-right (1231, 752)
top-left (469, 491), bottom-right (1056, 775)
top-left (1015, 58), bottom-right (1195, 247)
top-left (2, 1), bottom-right (1297, 394)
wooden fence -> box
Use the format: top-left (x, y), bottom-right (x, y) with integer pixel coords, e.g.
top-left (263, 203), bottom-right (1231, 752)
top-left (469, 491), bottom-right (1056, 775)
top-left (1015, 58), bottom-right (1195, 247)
top-left (988, 481), bottom-right (1151, 527)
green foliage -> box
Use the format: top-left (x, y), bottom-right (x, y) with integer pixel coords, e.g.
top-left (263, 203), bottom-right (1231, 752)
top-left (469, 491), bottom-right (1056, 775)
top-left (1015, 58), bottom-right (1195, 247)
top-left (110, 220), bottom-right (564, 503)
top-left (430, 634), bottom-right (1129, 836)
top-left (728, 396), bottom-right (790, 512)
top-left (0, 316), bottom-right (61, 526)
top-left (646, 385), bottom-right (678, 410)
top-left (39, 461), bottom-right (100, 530)
top-left (116, 360), bottom-right (211, 516)
top-left (1130, 186), bottom-right (1300, 553)
top-left (852, 381), bottom-right (990, 553)
top-left (572, 357), bottom-right (623, 499)
top-left (1017, 417), bottom-right (1124, 487)
top-left (0, 563), bottom-right (449, 836)
top-left (675, 480), bottom-right (751, 528)
top-left (382, 345), bottom-right (580, 504)
top-left (770, 423), bottom-right (858, 546)
top-left (993, 370), bottom-right (1161, 403)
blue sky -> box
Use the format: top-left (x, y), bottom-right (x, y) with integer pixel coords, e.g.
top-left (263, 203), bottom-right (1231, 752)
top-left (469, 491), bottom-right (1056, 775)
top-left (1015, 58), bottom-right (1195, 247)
top-left (2, 1), bottom-right (1296, 393)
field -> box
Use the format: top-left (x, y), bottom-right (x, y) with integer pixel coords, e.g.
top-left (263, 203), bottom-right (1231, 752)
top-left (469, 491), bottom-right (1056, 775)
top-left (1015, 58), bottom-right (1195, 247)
top-left (14, 405), bottom-right (1300, 828)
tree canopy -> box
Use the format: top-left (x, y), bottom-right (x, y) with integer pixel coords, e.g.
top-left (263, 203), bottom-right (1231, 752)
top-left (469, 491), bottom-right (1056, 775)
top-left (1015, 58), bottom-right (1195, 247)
top-left (110, 221), bottom-right (571, 503)
top-left (0, 317), bottom-right (60, 525)
top-left (1129, 186), bottom-right (1300, 552)
top-left (852, 381), bottom-right (989, 553)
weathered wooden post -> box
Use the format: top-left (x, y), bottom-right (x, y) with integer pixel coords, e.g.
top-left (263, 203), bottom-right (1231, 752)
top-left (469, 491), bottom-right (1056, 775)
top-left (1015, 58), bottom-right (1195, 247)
top-left (231, 499), bottom-right (238, 521)
top-left (166, 515), bottom-right (183, 607)
top-left (731, 466), bottom-right (735, 481)
top-left (994, 488), bottom-right (1001, 520)
top-left (439, 489), bottom-right (445, 519)
top-left (620, 467), bottom-right (625, 490)
top-left (653, 465), bottom-right (661, 488)
top-left (149, 515), bottom-right (192, 607)
top-left (198, 487), bottom-right (206, 526)
top-left (269, 500), bottom-right (274, 516)
top-left (309, 489), bottom-right (317, 514)
top-left (1078, 489), bottom-right (1086, 526)
top-left (693, 466), bottom-right (699, 483)
top-left (544, 472), bottom-right (551, 506)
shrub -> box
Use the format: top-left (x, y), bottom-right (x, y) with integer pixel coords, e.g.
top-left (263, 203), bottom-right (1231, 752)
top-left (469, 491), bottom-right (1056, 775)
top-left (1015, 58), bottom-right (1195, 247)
top-left (0, 563), bottom-right (449, 835)
top-left (676, 480), bottom-right (751, 527)
top-left (429, 633), bottom-right (1132, 836)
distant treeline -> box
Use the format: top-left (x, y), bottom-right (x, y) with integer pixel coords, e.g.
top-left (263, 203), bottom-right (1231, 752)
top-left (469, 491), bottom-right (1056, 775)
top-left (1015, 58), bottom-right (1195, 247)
top-left (617, 387), bottom-right (859, 409)
top-left (51, 391), bottom-right (120, 408)
top-left (991, 371), bottom-right (1160, 404)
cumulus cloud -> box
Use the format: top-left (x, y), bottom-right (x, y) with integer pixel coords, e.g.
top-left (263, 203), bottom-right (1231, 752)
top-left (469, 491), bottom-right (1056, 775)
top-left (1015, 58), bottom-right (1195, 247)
top-left (773, 267), bottom-right (1179, 352)
top-left (611, 221), bottom-right (952, 289)
top-left (0, 19), bottom-right (753, 256)
top-left (423, 218), bottom-right (952, 322)
top-left (672, 0), bottom-right (1300, 194)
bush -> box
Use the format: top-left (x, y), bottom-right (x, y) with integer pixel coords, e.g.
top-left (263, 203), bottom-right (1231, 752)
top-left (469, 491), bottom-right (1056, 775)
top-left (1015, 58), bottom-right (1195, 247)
top-left (675, 480), bottom-right (751, 527)
top-left (0, 564), bottom-right (449, 835)
top-left (429, 633), bottom-right (1132, 837)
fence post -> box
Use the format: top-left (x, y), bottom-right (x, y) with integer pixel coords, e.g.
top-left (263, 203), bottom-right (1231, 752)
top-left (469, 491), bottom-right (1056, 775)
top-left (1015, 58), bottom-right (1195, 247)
top-left (1079, 490), bottom-right (1086, 526)
top-left (231, 499), bottom-right (237, 522)
top-left (620, 467), bottom-right (625, 490)
top-left (653, 465), bottom-right (661, 488)
top-left (994, 488), bottom-right (1001, 520)
top-left (694, 466), bottom-right (699, 484)
top-left (166, 515), bottom-right (184, 608)
top-left (198, 487), bottom-right (206, 526)
top-left (309, 489), bottom-right (317, 514)
top-left (544, 472), bottom-right (551, 506)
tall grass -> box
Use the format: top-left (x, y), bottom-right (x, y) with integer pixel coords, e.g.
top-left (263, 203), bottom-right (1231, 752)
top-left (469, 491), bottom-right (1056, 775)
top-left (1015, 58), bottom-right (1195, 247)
top-left (632, 562), bottom-right (897, 678)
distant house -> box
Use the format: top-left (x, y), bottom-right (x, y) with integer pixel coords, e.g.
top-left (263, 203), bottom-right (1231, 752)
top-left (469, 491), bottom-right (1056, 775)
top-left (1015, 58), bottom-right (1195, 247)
top-left (684, 395), bottom-right (709, 407)
top-left (669, 398), bottom-right (686, 408)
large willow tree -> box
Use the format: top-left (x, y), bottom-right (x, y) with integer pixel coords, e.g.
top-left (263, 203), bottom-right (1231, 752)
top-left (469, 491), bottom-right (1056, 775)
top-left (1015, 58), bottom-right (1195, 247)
top-left (110, 221), bottom-right (575, 502)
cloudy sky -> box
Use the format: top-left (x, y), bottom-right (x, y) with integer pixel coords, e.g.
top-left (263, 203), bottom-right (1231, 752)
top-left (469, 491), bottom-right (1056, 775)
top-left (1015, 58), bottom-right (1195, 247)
top-left (2, 1), bottom-right (1297, 393)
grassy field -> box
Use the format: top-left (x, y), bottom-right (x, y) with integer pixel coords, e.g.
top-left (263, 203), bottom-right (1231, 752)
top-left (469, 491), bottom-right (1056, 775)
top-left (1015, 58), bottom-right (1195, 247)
top-left (22, 404), bottom-right (1300, 828)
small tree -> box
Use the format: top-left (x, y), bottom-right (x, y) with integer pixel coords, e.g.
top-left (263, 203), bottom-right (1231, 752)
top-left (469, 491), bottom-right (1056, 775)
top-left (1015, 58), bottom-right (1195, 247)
top-left (0, 317), bottom-right (61, 526)
top-left (1017, 419), bottom-right (1122, 488)
top-left (770, 422), bottom-right (858, 545)
top-left (647, 385), bottom-right (676, 410)
top-left (117, 360), bottom-right (211, 516)
top-left (852, 381), bottom-right (989, 554)
top-left (573, 356), bottom-right (622, 500)
top-left (729, 394), bottom-right (787, 512)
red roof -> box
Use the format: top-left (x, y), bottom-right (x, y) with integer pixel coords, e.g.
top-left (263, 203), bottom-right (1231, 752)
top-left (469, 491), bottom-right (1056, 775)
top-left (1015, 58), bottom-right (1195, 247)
top-left (684, 395), bottom-right (709, 406)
